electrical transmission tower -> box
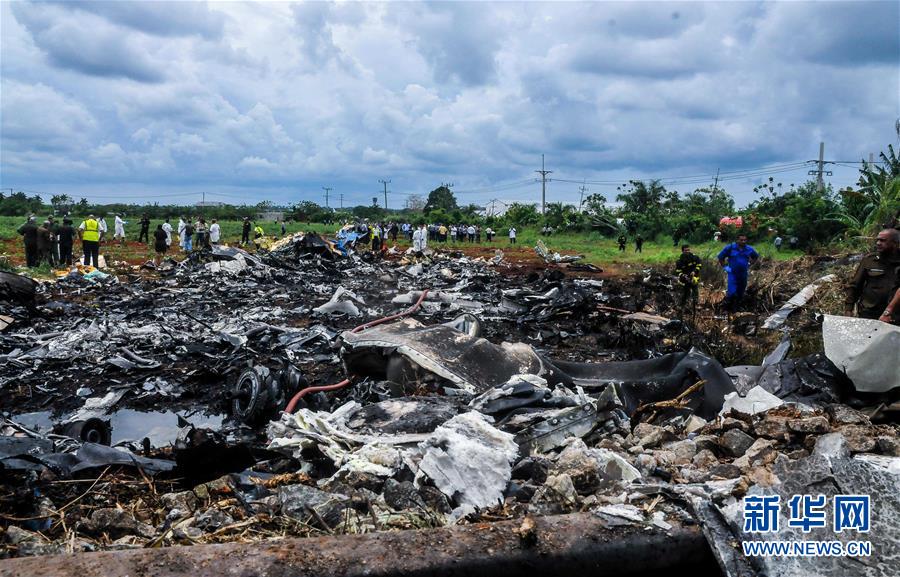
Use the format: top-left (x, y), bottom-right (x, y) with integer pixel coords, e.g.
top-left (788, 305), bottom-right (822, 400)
top-left (535, 154), bottom-right (552, 215)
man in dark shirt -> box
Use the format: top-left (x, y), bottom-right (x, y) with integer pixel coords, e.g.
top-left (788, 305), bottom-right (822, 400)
top-left (138, 214), bottom-right (151, 244)
top-left (675, 244), bottom-right (702, 316)
top-left (36, 221), bottom-right (52, 266)
top-left (618, 234), bottom-right (627, 252)
top-left (845, 228), bottom-right (900, 322)
top-left (635, 234), bottom-right (644, 253)
top-left (47, 216), bottom-right (60, 265)
top-left (17, 216), bottom-right (39, 267)
top-left (241, 217), bottom-right (252, 245)
top-left (58, 218), bottom-right (75, 266)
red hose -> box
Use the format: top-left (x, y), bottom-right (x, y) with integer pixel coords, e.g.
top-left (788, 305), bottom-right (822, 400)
top-left (350, 289), bottom-right (430, 333)
top-left (283, 289), bottom-right (431, 414)
top-left (284, 378), bottom-right (351, 414)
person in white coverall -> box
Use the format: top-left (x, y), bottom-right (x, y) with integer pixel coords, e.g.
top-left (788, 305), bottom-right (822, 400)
top-left (114, 214), bottom-right (127, 245)
top-left (412, 225), bottom-right (428, 252)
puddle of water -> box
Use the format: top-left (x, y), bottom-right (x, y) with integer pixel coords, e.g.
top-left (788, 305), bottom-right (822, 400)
top-left (10, 409), bottom-right (225, 448)
top-left (9, 411), bottom-right (55, 433)
top-left (109, 409), bottom-right (225, 447)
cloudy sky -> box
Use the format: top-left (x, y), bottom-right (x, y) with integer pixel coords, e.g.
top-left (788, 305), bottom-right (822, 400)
top-left (1, 1), bottom-right (898, 209)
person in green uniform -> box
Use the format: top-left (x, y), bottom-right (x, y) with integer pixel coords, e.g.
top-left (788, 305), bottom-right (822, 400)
top-left (845, 228), bottom-right (900, 323)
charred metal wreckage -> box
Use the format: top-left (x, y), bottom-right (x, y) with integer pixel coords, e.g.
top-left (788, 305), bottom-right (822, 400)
top-left (0, 234), bottom-right (898, 577)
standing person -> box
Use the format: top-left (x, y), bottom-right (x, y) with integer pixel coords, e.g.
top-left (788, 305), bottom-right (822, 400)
top-left (438, 224), bottom-right (447, 243)
top-left (183, 219), bottom-right (194, 252)
top-left (241, 217), bottom-right (252, 245)
top-left (467, 224), bottom-right (475, 243)
top-left (618, 234), bottom-right (627, 252)
top-left (139, 214), bottom-right (151, 244)
top-left (36, 221), bottom-right (52, 266)
top-left (635, 234), bottom-right (644, 253)
top-left (177, 216), bottom-right (187, 251)
top-left (717, 234), bottom-right (759, 312)
top-left (162, 218), bottom-right (173, 248)
top-left (371, 223), bottom-right (382, 252)
top-left (774, 235), bottom-right (783, 252)
top-left (412, 224), bottom-right (424, 252)
top-left (195, 217), bottom-right (209, 250)
top-left (450, 225), bottom-right (457, 243)
top-left (78, 214), bottom-right (102, 268)
top-left (98, 215), bottom-right (108, 239)
top-left (485, 227), bottom-right (494, 242)
top-left (17, 216), bottom-right (39, 268)
top-left (153, 224), bottom-right (168, 266)
top-left (419, 224), bottom-right (428, 251)
top-left (845, 228), bottom-right (900, 322)
top-left (58, 217), bottom-right (75, 267)
top-left (476, 225), bottom-right (481, 243)
top-left (281, 220), bottom-right (286, 237)
top-left (209, 219), bottom-right (220, 245)
top-left (508, 226), bottom-right (517, 244)
top-left (114, 214), bottom-right (127, 245)
top-left (48, 216), bottom-right (60, 265)
top-left (253, 223), bottom-right (264, 248)
top-left (675, 244), bottom-right (702, 317)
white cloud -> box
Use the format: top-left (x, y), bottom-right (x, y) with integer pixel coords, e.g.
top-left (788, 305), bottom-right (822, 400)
top-left (1, 1), bottom-right (896, 207)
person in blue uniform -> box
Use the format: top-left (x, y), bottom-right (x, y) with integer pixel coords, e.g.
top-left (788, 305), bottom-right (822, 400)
top-left (717, 234), bottom-right (759, 311)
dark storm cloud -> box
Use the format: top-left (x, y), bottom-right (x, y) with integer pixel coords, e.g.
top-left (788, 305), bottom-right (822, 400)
top-left (762, 1), bottom-right (899, 67)
top-left (56, 0), bottom-right (226, 39)
top-left (11, 2), bottom-right (165, 83)
top-left (1, 1), bottom-right (897, 208)
top-left (390, 2), bottom-right (503, 86)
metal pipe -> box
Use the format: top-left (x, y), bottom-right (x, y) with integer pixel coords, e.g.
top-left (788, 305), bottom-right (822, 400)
top-left (283, 289), bottom-right (433, 414)
top-left (0, 513), bottom-right (715, 577)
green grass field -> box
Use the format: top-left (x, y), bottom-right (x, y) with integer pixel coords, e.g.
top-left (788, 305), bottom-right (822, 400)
top-left (0, 215), bottom-right (805, 269)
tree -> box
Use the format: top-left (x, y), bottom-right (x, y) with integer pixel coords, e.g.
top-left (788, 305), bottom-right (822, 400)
top-left (616, 180), bottom-right (666, 238)
top-left (583, 193), bottom-right (618, 235)
top-left (289, 200), bottom-right (325, 223)
top-left (544, 202), bottom-right (577, 229)
top-left (424, 185), bottom-right (458, 212)
top-left (406, 194), bottom-right (426, 211)
top-left (503, 203), bottom-right (540, 226)
top-left (858, 144), bottom-right (900, 195)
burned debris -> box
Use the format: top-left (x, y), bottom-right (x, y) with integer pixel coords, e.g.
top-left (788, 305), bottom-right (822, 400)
top-left (1, 232), bottom-right (897, 577)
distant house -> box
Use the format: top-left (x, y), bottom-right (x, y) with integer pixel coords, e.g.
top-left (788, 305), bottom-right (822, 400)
top-left (196, 201), bottom-right (225, 208)
top-left (257, 210), bottom-right (285, 221)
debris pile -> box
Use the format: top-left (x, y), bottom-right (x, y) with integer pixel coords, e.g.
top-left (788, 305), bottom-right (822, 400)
top-left (1, 233), bottom-right (897, 576)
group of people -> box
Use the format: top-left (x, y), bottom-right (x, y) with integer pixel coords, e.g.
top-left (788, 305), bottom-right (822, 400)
top-left (349, 221), bottom-right (518, 250)
top-left (16, 213), bottom-right (232, 269)
top-left (16, 216), bottom-right (77, 268)
top-left (675, 228), bottom-right (900, 325)
top-left (617, 234), bottom-right (644, 253)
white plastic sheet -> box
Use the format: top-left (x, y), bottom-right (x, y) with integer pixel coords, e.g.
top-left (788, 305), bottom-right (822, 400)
top-left (823, 314), bottom-right (900, 393)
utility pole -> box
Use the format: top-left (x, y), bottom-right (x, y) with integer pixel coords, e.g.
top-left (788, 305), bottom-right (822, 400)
top-left (535, 154), bottom-right (552, 215)
top-left (711, 168), bottom-right (720, 195)
top-left (322, 186), bottom-right (332, 208)
top-left (340, 193), bottom-right (344, 209)
top-left (807, 142), bottom-right (831, 191)
top-left (379, 179), bottom-right (391, 211)
top-left (578, 180), bottom-right (588, 212)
